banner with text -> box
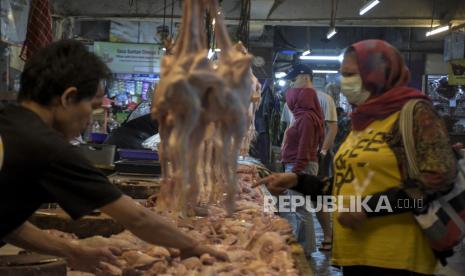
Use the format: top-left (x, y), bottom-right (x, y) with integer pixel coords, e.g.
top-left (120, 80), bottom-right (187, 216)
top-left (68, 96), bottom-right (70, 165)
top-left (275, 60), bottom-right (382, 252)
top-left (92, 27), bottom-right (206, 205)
top-left (93, 42), bottom-right (163, 74)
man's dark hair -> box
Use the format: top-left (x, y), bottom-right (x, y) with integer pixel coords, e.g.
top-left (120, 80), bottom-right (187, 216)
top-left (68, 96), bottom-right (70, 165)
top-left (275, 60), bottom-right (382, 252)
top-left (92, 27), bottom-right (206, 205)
top-left (285, 63), bottom-right (313, 82)
top-left (18, 40), bottom-right (112, 105)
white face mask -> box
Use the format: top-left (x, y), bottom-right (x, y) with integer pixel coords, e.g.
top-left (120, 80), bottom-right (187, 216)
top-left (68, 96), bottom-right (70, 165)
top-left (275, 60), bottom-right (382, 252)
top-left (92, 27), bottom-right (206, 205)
top-left (341, 75), bottom-right (371, 105)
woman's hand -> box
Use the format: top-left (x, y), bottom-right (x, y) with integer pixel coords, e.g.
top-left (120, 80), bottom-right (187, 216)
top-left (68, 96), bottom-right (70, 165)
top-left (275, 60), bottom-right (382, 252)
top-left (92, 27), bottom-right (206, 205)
top-left (337, 210), bottom-right (368, 229)
top-left (253, 173), bottom-right (298, 195)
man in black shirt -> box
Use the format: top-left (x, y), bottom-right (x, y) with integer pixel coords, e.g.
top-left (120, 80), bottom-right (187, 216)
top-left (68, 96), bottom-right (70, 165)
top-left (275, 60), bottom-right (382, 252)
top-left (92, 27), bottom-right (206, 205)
top-left (0, 40), bottom-right (226, 273)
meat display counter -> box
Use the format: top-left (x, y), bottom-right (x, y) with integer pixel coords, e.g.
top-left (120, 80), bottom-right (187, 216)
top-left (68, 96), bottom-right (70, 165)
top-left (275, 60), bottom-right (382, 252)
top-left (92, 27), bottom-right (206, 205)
top-left (27, 159), bottom-right (312, 275)
top-left (108, 173), bottom-right (161, 199)
top-left (0, 254), bottom-right (67, 276)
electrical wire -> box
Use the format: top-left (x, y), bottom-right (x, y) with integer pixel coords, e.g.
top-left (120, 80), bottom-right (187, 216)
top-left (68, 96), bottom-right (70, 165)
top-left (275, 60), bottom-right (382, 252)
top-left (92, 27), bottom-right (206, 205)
top-left (170, 0), bottom-right (175, 37)
top-left (330, 0), bottom-right (335, 24)
top-left (206, 7), bottom-right (213, 50)
top-left (430, 0), bottom-right (436, 30)
top-left (236, 0), bottom-right (251, 47)
top-left (163, 0), bottom-right (167, 28)
top-left (150, 0), bottom-right (179, 16)
top-left (330, 0), bottom-right (339, 28)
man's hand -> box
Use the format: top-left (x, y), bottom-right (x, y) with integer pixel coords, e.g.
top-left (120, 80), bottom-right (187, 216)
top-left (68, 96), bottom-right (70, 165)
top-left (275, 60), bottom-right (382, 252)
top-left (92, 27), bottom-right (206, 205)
top-left (337, 210), bottom-right (368, 229)
top-left (253, 173), bottom-right (298, 195)
top-left (4, 222), bottom-right (122, 273)
top-left (66, 244), bottom-right (121, 273)
top-left (180, 243), bottom-right (229, 261)
top-left (102, 196), bottom-right (229, 261)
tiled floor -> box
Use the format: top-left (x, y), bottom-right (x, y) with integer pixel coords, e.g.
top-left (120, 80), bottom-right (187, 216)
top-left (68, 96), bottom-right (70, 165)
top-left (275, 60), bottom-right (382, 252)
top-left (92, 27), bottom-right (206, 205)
top-left (309, 216), bottom-right (342, 276)
top-left (436, 244), bottom-right (465, 276)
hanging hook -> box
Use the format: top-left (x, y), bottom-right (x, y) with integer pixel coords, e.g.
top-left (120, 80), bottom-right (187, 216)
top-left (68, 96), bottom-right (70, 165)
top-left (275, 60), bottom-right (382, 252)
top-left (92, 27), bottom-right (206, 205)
top-left (170, 0), bottom-right (175, 38)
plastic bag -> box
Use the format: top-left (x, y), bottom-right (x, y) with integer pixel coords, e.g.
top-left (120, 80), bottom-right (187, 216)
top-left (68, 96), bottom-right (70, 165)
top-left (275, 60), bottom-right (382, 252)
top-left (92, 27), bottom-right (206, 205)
top-left (142, 134), bottom-right (161, 151)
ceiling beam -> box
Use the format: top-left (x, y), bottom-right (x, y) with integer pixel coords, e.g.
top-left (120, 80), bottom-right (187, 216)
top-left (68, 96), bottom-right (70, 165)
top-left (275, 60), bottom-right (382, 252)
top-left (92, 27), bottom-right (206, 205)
top-left (66, 15), bottom-right (463, 28)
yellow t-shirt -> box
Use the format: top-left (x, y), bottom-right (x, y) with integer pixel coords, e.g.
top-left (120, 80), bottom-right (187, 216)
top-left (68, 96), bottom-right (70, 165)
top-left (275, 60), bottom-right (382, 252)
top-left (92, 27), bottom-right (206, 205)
top-left (332, 112), bottom-right (437, 274)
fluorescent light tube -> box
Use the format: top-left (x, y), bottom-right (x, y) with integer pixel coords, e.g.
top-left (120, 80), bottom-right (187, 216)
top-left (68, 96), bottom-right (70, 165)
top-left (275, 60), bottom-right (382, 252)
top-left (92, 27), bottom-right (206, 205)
top-left (425, 25), bottom-right (450, 37)
top-left (302, 50), bottom-right (311, 56)
top-left (300, 55), bottom-right (340, 61)
top-left (326, 27), bottom-right (337, 39)
top-left (313, 70), bottom-right (339, 74)
top-left (214, 48), bottom-right (221, 52)
top-left (207, 49), bottom-right (215, 59)
top-left (359, 0), bottom-right (380, 15)
top-left (275, 72), bottom-right (287, 79)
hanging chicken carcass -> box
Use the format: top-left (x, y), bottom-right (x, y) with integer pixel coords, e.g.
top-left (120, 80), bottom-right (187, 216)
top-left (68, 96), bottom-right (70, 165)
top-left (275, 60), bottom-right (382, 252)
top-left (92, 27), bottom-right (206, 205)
top-left (238, 46), bottom-right (262, 157)
top-left (152, 0), bottom-right (219, 215)
top-left (209, 0), bottom-right (255, 215)
top-left (241, 74), bottom-right (262, 156)
top-left (152, 0), bottom-right (254, 216)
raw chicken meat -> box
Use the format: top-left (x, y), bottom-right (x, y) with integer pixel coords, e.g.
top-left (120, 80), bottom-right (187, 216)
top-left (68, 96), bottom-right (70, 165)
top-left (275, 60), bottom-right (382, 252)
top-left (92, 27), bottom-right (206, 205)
top-left (181, 257), bottom-right (202, 271)
top-left (200, 253), bottom-right (216, 265)
top-left (67, 271), bottom-right (94, 276)
top-left (143, 260), bottom-right (168, 275)
top-left (152, 0), bottom-right (204, 215)
top-left (248, 232), bottom-right (287, 262)
top-left (96, 262), bottom-right (122, 276)
top-left (144, 246), bottom-right (171, 260)
top-left (111, 231), bottom-right (150, 250)
top-left (78, 234), bottom-right (139, 251)
top-left (207, 0), bottom-right (255, 215)
top-left (60, 133), bottom-right (298, 275)
top-left (226, 249), bottom-right (256, 262)
top-left (121, 250), bottom-right (158, 269)
top-left (152, 0), bottom-right (256, 217)
top-left (239, 47), bottom-right (262, 157)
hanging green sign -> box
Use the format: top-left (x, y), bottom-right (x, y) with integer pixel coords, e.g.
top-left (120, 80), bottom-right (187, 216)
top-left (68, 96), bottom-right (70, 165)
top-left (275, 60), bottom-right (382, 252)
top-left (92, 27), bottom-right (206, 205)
top-left (93, 42), bottom-right (163, 74)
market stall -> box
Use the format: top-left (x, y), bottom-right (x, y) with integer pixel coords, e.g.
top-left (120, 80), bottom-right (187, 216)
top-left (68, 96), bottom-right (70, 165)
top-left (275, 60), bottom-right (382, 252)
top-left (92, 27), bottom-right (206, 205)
top-left (0, 0), bottom-right (313, 274)
top-left (25, 160), bottom-right (310, 275)
top-left (2, 0), bottom-right (465, 275)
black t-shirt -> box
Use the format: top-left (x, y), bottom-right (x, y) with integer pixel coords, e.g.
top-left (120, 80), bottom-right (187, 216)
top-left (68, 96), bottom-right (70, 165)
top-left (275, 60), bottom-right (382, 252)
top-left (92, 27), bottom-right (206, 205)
top-left (0, 105), bottom-right (122, 240)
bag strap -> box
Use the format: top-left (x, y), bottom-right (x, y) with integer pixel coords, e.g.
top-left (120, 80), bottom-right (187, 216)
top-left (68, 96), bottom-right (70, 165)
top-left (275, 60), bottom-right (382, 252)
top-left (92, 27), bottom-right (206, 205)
top-left (439, 197), bottom-right (465, 234)
top-left (399, 99), bottom-right (428, 179)
top-left (402, 101), bottom-right (465, 237)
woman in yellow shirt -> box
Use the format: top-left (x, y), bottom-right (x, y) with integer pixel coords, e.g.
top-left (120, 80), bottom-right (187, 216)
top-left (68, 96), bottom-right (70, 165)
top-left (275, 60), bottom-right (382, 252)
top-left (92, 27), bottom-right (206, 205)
top-left (259, 39), bottom-right (455, 275)
top-left (333, 39), bottom-right (455, 275)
